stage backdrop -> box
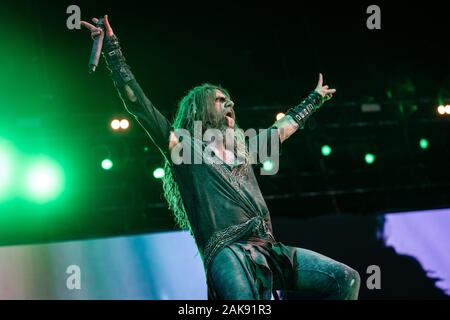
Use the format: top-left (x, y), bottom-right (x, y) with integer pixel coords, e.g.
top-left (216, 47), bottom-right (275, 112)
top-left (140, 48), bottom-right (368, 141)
top-left (0, 208), bottom-right (449, 299)
top-left (0, 231), bottom-right (207, 299)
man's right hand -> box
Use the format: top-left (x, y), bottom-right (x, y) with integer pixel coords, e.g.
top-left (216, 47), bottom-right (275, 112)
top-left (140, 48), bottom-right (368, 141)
top-left (80, 14), bottom-right (114, 39)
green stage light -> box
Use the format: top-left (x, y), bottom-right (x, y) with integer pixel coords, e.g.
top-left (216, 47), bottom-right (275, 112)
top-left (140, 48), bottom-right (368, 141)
top-left (101, 159), bottom-right (113, 170)
top-left (321, 145), bottom-right (332, 157)
top-left (0, 141), bottom-right (14, 200)
top-left (262, 160), bottom-right (274, 172)
top-left (24, 158), bottom-right (64, 203)
top-left (365, 153), bottom-right (376, 165)
top-left (0, 155), bottom-right (11, 190)
top-left (153, 167), bottom-right (165, 179)
top-left (419, 138), bottom-right (429, 150)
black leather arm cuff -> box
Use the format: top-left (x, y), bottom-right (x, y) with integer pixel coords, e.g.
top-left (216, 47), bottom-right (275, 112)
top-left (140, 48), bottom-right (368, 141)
top-left (285, 91), bottom-right (324, 128)
top-left (102, 35), bottom-right (135, 87)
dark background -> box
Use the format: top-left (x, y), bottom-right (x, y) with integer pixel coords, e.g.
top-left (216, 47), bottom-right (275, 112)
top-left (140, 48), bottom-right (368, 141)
top-left (0, 0), bottom-right (449, 299)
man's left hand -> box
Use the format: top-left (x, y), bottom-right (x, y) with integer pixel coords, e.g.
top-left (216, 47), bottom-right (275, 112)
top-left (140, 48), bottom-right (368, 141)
top-left (315, 73), bottom-right (336, 102)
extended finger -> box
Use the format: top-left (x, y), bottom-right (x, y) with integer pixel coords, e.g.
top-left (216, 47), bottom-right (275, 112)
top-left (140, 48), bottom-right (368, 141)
top-left (92, 17), bottom-right (99, 24)
top-left (327, 89), bottom-right (337, 94)
top-left (80, 20), bottom-right (97, 31)
top-left (103, 15), bottom-right (113, 35)
top-left (317, 73), bottom-right (323, 87)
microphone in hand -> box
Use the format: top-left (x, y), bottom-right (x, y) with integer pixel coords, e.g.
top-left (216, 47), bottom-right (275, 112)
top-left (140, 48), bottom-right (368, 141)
top-left (88, 18), bottom-right (105, 74)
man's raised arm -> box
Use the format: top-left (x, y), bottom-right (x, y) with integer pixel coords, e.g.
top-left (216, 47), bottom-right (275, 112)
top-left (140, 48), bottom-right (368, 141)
top-left (81, 15), bottom-right (178, 158)
top-left (273, 73), bottom-right (336, 143)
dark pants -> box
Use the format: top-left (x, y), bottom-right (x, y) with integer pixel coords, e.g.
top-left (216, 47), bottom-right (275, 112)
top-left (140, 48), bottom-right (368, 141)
top-left (208, 243), bottom-right (361, 300)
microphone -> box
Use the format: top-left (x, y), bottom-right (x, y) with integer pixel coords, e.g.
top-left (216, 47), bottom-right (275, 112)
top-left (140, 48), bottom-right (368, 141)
top-left (88, 18), bottom-right (105, 74)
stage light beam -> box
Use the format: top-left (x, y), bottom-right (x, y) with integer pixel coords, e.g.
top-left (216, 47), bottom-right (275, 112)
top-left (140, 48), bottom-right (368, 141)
top-left (25, 158), bottom-right (64, 203)
top-left (0, 142), bottom-right (14, 199)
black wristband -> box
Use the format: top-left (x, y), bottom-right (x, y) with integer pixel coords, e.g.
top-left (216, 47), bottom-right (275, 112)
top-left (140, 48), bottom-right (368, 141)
top-left (101, 35), bottom-right (135, 86)
top-left (103, 34), bottom-right (120, 53)
top-left (285, 91), bottom-right (324, 128)
top-left (102, 34), bottom-right (124, 66)
top-left (103, 48), bottom-right (126, 67)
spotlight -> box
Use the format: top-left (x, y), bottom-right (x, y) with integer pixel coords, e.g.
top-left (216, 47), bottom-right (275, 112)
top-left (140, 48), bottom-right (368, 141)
top-left (437, 105), bottom-right (445, 115)
top-left (419, 138), bottom-right (429, 150)
top-left (365, 153), bottom-right (376, 165)
top-left (153, 167), bottom-right (165, 179)
top-left (120, 119), bottom-right (129, 130)
top-left (321, 145), bottom-right (332, 157)
top-left (445, 105), bottom-right (450, 115)
top-left (101, 159), bottom-right (113, 170)
top-left (262, 160), bottom-right (274, 172)
top-left (111, 119), bottom-right (121, 130)
top-left (24, 157), bottom-right (64, 203)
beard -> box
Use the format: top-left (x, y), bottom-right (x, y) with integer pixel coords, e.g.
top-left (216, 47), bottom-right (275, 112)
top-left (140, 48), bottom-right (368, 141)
top-left (205, 110), bottom-right (230, 131)
top-left (203, 109), bottom-right (249, 173)
top-left (221, 125), bottom-right (250, 176)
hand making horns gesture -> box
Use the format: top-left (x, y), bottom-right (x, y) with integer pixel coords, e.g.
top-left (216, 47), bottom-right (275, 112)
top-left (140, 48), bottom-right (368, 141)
top-left (315, 73), bottom-right (336, 102)
top-left (80, 14), bottom-right (115, 39)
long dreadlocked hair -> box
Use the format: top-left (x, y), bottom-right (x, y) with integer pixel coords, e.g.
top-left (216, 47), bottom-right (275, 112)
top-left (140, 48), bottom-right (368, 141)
top-left (162, 83), bottom-right (250, 234)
